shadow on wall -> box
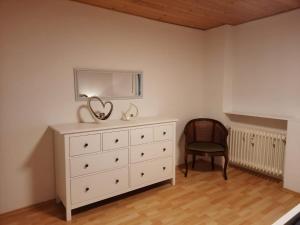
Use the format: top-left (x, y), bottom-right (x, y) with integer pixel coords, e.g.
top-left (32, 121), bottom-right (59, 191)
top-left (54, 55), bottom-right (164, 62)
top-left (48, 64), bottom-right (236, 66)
top-left (77, 104), bottom-right (94, 123)
top-left (24, 128), bottom-right (55, 207)
top-left (176, 118), bottom-right (190, 166)
top-left (178, 129), bottom-right (185, 165)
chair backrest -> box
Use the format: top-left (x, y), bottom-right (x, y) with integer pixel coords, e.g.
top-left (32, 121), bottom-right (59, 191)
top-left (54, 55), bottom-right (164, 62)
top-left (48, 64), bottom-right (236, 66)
top-left (184, 118), bottom-right (228, 147)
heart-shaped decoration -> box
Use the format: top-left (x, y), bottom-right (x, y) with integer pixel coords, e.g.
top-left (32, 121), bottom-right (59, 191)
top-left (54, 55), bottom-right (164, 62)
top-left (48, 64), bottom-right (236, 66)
top-left (87, 96), bottom-right (113, 120)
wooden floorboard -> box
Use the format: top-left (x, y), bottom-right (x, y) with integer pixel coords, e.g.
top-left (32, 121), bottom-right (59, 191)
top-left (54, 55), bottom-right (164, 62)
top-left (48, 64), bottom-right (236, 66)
top-left (1, 162), bottom-right (300, 225)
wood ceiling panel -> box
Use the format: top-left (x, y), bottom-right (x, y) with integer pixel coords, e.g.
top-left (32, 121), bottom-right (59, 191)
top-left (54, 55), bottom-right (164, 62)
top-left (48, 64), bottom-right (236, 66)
top-left (73, 0), bottom-right (300, 30)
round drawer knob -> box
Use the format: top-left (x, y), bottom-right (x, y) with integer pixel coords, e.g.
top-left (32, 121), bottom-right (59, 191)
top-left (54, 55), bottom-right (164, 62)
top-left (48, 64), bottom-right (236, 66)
top-left (163, 148), bottom-right (166, 152)
top-left (163, 166), bottom-right (166, 171)
top-left (115, 139), bottom-right (119, 143)
top-left (84, 164), bottom-right (89, 169)
top-left (141, 152), bottom-right (144, 157)
top-left (163, 131), bottom-right (166, 135)
top-left (115, 179), bottom-right (119, 184)
top-left (84, 143), bottom-right (88, 148)
top-left (115, 158), bottom-right (119, 162)
top-left (85, 187), bottom-right (90, 192)
top-left (141, 135), bottom-right (144, 139)
top-left (141, 172), bottom-right (144, 177)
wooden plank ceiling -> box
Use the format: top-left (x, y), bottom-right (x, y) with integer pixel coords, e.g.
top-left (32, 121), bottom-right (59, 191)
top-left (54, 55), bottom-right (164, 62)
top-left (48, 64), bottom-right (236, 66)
top-left (73, 0), bottom-right (300, 30)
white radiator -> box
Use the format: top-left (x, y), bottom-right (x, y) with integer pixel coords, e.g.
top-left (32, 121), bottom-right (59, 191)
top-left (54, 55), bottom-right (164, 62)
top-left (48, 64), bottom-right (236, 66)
top-left (229, 127), bottom-right (286, 178)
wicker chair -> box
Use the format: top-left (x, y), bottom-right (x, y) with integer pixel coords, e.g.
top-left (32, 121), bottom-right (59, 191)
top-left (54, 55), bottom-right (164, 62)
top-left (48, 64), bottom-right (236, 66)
top-left (184, 118), bottom-right (229, 180)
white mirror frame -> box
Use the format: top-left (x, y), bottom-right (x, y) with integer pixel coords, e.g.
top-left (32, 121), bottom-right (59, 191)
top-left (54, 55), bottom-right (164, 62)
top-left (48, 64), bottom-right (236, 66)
top-left (74, 68), bottom-right (143, 101)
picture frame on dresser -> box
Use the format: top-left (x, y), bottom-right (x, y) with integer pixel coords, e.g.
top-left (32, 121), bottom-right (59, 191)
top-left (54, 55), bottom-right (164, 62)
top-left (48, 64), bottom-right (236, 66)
top-left (50, 117), bottom-right (177, 221)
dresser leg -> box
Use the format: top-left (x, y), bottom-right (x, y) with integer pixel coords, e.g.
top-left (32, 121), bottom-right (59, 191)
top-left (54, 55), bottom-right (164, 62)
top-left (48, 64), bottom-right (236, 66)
top-left (171, 177), bottom-right (176, 186)
top-left (66, 209), bottom-right (72, 221)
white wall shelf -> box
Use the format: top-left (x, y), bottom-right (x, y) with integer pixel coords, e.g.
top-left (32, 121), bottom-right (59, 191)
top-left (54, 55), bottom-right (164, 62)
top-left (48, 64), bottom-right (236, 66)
top-left (224, 111), bottom-right (293, 121)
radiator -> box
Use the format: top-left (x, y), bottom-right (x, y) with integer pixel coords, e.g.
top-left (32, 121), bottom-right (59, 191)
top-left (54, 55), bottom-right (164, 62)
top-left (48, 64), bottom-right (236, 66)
top-left (229, 127), bottom-right (286, 178)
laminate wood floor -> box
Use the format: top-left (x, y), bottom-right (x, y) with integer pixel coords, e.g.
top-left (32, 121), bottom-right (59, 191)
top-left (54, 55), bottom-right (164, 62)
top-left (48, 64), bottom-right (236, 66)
top-left (1, 163), bottom-right (300, 225)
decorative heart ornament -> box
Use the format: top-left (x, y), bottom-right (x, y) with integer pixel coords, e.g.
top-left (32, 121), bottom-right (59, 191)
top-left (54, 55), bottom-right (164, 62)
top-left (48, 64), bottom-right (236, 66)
top-left (87, 96), bottom-right (113, 120)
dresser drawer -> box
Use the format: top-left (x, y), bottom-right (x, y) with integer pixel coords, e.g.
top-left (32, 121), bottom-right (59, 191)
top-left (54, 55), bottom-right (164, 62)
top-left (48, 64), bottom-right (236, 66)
top-left (130, 141), bottom-right (173, 163)
top-left (154, 125), bottom-right (173, 141)
top-left (130, 158), bottom-right (172, 187)
top-left (71, 167), bottom-right (128, 204)
top-left (103, 130), bottom-right (128, 150)
top-left (131, 127), bottom-right (153, 145)
top-left (70, 149), bottom-right (128, 177)
top-left (70, 134), bottom-right (101, 156)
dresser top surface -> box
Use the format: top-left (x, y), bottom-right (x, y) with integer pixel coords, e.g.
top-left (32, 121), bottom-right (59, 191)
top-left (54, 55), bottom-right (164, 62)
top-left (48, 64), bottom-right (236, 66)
top-left (50, 117), bottom-right (178, 134)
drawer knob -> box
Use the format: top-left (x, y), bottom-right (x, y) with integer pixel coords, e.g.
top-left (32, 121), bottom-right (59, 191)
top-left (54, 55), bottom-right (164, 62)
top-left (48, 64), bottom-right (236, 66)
top-left (140, 172), bottom-right (144, 177)
top-left (115, 139), bottom-right (119, 143)
top-left (163, 131), bottom-right (166, 135)
top-left (141, 152), bottom-right (144, 157)
top-left (163, 166), bottom-right (166, 171)
top-left (85, 187), bottom-right (90, 192)
top-left (115, 158), bottom-right (119, 162)
top-left (141, 135), bottom-right (144, 139)
top-left (84, 143), bottom-right (88, 148)
top-left (115, 179), bottom-right (119, 184)
top-left (163, 148), bottom-right (166, 152)
top-left (84, 164), bottom-right (89, 169)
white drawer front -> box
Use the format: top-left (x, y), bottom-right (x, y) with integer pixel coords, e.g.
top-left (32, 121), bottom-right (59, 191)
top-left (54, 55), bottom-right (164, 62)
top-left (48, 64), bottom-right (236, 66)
top-left (103, 130), bottom-right (128, 150)
top-left (130, 158), bottom-right (172, 187)
top-left (154, 125), bottom-right (173, 141)
top-left (70, 149), bottom-right (128, 177)
top-left (130, 141), bottom-right (173, 163)
top-left (71, 167), bottom-right (128, 204)
top-left (70, 134), bottom-right (101, 156)
top-left (131, 127), bottom-right (153, 145)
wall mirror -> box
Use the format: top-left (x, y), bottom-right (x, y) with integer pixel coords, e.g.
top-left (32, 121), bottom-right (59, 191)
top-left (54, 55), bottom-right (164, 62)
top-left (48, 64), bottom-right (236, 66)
top-left (74, 68), bottom-right (143, 101)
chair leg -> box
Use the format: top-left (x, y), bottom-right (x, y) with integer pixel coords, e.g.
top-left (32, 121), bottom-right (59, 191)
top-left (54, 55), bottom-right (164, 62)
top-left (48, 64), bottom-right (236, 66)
top-left (192, 154), bottom-right (196, 169)
top-left (211, 156), bottom-right (215, 170)
top-left (223, 154), bottom-right (228, 180)
top-left (184, 152), bottom-right (188, 177)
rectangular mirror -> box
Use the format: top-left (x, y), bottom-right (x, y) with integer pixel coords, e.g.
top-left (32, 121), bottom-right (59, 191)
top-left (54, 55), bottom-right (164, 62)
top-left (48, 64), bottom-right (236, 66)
top-left (74, 68), bottom-right (143, 101)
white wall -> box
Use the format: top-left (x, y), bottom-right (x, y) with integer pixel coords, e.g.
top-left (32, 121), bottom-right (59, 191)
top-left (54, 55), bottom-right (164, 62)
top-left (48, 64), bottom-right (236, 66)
top-left (203, 10), bottom-right (300, 128)
top-left (284, 119), bottom-right (300, 193)
top-left (0, 0), bottom-right (206, 213)
top-left (204, 9), bottom-right (300, 123)
top-left (230, 9), bottom-right (300, 118)
top-left (202, 26), bottom-right (233, 125)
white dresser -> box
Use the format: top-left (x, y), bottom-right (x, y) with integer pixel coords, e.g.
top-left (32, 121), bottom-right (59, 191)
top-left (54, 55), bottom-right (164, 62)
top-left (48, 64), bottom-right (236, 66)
top-left (51, 117), bottom-right (177, 221)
